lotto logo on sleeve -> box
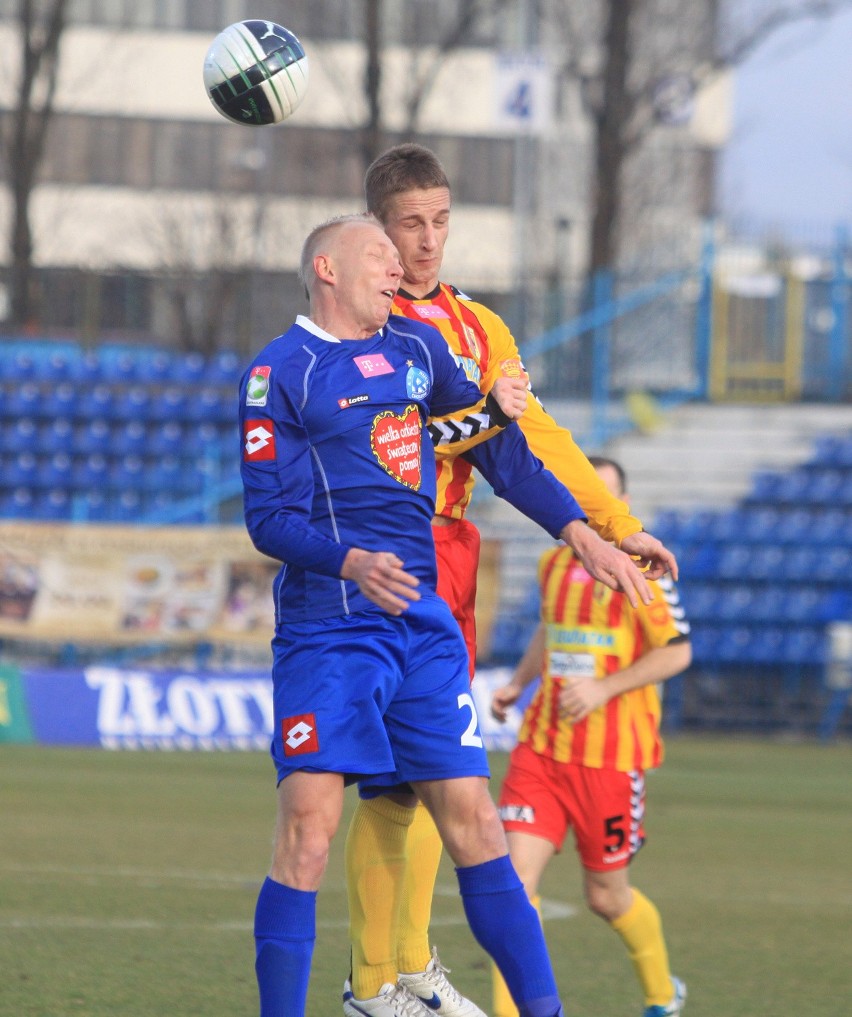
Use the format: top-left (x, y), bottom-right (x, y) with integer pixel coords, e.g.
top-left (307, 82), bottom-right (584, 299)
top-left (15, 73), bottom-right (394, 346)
top-left (243, 420), bottom-right (276, 461)
top-left (283, 713), bottom-right (319, 756)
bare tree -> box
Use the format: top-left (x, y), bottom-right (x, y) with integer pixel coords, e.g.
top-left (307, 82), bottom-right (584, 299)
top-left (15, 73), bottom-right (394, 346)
top-left (551, 0), bottom-right (852, 275)
top-left (0, 0), bottom-right (70, 328)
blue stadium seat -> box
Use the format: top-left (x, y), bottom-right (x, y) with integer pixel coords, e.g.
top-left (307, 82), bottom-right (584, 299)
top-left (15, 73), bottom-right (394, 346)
top-left (110, 489), bottom-right (143, 522)
top-left (746, 626), bottom-right (786, 664)
top-left (744, 545), bottom-right (786, 580)
top-left (36, 453), bottom-right (73, 490)
top-left (774, 469), bottom-right (812, 505)
top-left (73, 489), bottom-right (111, 522)
top-left (781, 627), bottom-right (826, 665)
top-left (75, 383), bottom-right (115, 420)
top-left (4, 452), bottom-right (39, 489)
top-left (204, 349), bottom-right (242, 386)
top-left (774, 507), bottom-right (815, 545)
top-left (96, 350), bottom-right (139, 386)
top-left (679, 584), bottom-right (716, 622)
top-left (72, 419), bottom-right (112, 457)
top-left (717, 625), bottom-right (756, 662)
top-left (111, 420), bottom-right (148, 457)
top-left (716, 544), bottom-right (752, 579)
top-left (782, 588), bottom-right (827, 623)
top-left (687, 624), bottom-right (723, 663)
top-left (148, 387), bottom-right (184, 422)
top-left (71, 453), bottom-right (109, 491)
top-left (182, 386), bottom-right (229, 424)
top-left (171, 352), bottom-right (207, 385)
top-left (745, 586), bottom-right (788, 623)
top-left (32, 488), bottom-right (72, 521)
top-left (111, 385), bottom-right (152, 423)
top-left (749, 470), bottom-right (784, 503)
top-left (807, 468), bottom-right (845, 505)
top-left (108, 454), bottom-right (146, 491)
top-left (66, 351), bottom-right (103, 384)
top-left (135, 350), bottom-right (175, 386)
top-left (0, 486), bottom-right (35, 519)
top-left (740, 505), bottom-right (784, 543)
top-left (814, 547), bottom-right (852, 582)
top-left (714, 584), bottom-right (758, 621)
top-left (707, 508), bottom-right (749, 543)
top-left (5, 381), bottom-right (42, 419)
top-left (145, 420), bottom-right (184, 458)
top-left (1, 417), bottom-right (38, 455)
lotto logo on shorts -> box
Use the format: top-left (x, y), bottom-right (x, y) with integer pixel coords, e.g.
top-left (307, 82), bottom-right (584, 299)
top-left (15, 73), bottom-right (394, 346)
top-left (283, 713), bottom-right (319, 756)
top-left (243, 420), bottom-right (276, 461)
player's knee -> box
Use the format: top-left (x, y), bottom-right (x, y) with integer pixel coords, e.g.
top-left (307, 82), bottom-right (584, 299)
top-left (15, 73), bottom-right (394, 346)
top-left (584, 880), bottom-right (625, 921)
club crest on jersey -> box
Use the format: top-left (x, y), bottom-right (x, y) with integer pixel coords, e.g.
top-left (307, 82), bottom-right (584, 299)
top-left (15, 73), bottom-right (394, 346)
top-left (282, 713), bottom-right (319, 756)
top-left (500, 357), bottom-right (528, 381)
top-left (405, 365), bottom-right (430, 399)
top-left (338, 394), bottom-right (370, 409)
top-left (246, 365), bottom-right (271, 406)
top-left (370, 405), bottom-right (422, 490)
top-left (463, 324), bottom-right (481, 361)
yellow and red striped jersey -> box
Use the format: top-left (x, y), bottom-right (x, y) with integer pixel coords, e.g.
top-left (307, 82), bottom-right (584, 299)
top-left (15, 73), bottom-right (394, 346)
top-left (392, 283), bottom-right (643, 545)
top-left (518, 545), bottom-right (689, 771)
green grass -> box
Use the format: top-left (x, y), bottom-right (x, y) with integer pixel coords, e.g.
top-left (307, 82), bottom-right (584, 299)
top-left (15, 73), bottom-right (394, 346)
top-left (2, 737), bottom-right (850, 1016)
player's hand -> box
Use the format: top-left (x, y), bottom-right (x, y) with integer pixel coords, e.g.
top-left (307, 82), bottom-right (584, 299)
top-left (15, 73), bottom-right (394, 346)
top-left (341, 548), bottom-right (420, 615)
top-left (490, 683), bottom-right (523, 723)
top-left (489, 376), bottom-right (528, 420)
top-left (619, 530), bottom-right (679, 581)
top-left (560, 520), bottom-right (651, 608)
top-left (558, 676), bottom-right (607, 722)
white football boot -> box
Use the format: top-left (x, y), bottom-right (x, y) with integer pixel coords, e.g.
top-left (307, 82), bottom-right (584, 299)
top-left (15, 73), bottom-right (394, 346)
top-left (397, 947), bottom-right (488, 1017)
top-left (343, 979), bottom-right (436, 1017)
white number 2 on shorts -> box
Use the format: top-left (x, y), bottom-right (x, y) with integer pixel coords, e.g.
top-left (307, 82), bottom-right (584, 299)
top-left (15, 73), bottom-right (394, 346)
top-left (457, 692), bottom-right (483, 747)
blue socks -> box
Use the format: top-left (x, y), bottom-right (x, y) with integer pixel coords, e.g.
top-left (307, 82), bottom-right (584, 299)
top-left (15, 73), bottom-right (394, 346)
top-left (457, 855), bottom-right (563, 1017)
top-left (254, 876), bottom-right (316, 1016)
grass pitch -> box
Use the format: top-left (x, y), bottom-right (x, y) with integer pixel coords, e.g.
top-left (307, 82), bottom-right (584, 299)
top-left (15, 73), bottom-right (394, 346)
top-left (1, 736), bottom-right (850, 1017)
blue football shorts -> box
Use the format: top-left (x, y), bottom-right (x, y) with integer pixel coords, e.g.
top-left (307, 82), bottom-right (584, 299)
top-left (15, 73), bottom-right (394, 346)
top-left (269, 591), bottom-right (489, 786)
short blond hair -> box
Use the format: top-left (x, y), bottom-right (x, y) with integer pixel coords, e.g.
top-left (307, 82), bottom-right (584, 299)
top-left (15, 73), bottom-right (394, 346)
top-left (299, 213), bottom-right (381, 292)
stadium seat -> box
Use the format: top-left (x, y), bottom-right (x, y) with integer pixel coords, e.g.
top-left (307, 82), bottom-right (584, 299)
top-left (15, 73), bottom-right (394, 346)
top-left (33, 487), bottom-right (72, 521)
top-left (781, 627), bottom-right (826, 665)
top-left (807, 468), bottom-right (845, 505)
top-left (746, 626), bottom-right (786, 664)
top-left (73, 489), bottom-right (111, 522)
top-left (108, 454), bottom-right (146, 491)
top-left (5, 452), bottom-right (39, 489)
top-left (111, 385), bottom-right (152, 423)
top-left (182, 386), bottom-right (230, 424)
top-left (145, 421), bottom-right (184, 458)
top-left (71, 453), bottom-right (110, 491)
top-left (714, 584), bottom-right (758, 622)
top-left (75, 383), bottom-right (116, 421)
top-left (0, 486), bottom-right (35, 519)
top-left (72, 419), bottom-right (112, 457)
top-left (5, 381), bottom-right (42, 419)
top-left (782, 588), bottom-right (827, 623)
top-left (110, 489), bottom-right (143, 522)
top-left (110, 420), bottom-right (148, 457)
top-left (744, 545), bottom-right (786, 580)
top-left (148, 387), bottom-right (184, 422)
top-left (171, 352), bottom-right (207, 385)
top-left (204, 349), bottom-right (242, 386)
top-left (774, 507), bottom-right (815, 545)
top-left (135, 350), bottom-right (175, 386)
top-left (716, 544), bottom-right (752, 579)
top-left (36, 453), bottom-right (73, 490)
top-left (1, 417), bottom-right (38, 455)
top-left (717, 625), bottom-right (756, 663)
top-left (748, 470), bottom-right (784, 503)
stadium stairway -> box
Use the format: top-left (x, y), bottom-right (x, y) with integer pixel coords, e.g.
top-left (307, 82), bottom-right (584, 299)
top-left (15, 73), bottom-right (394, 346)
top-left (473, 400), bottom-right (852, 687)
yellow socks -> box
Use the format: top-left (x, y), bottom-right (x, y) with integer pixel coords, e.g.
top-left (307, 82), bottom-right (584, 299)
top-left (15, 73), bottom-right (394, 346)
top-left (491, 895), bottom-right (540, 1017)
top-left (610, 887), bottom-right (673, 1007)
top-left (396, 800), bottom-right (443, 974)
top-left (345, 796), bottom-right (415, 998)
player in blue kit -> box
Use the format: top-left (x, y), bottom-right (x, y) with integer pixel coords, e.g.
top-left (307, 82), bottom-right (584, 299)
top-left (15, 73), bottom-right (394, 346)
top-left (241, 214), bottom-right (571, 1017)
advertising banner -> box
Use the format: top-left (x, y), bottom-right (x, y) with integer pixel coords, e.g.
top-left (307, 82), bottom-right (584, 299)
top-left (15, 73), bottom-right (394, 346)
top-left (20, 667), bottom-right (274, 750)
top-left (0, 522), bottom-right (278, 647)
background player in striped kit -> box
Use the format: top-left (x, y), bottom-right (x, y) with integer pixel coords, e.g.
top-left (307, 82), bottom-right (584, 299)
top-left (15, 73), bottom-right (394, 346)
top-left (343, 144), bottom-right (680, 1015)
top-left (490, 456), bottom-right (692, 1017)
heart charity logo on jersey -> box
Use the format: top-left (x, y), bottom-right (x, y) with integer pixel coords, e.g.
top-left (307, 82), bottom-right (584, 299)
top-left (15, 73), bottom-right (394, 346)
top-left (369, 405), bottom-right (422, 490)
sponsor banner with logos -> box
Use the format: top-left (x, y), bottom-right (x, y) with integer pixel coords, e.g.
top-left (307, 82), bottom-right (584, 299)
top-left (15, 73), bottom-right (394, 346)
top-left (6, 665), bottom-right (533, 751)
top-left (19, 667), bottom-right (274, 750)
top-left (0, 522), bottom-right (277, 646)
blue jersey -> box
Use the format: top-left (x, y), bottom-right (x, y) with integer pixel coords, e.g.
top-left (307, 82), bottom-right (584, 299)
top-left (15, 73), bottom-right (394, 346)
top-left (240, 314), bottom-right (498, 621)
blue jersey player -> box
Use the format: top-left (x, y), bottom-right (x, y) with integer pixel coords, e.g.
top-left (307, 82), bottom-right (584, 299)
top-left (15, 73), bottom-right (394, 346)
top-left (241, 214), bottom-right (567, 1017)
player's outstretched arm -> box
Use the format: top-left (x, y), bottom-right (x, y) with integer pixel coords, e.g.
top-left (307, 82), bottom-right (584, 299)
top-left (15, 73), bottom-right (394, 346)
top-left (618, 530), bottom-right (679, 581)
top-left (340, 548), bottom-right (420, 616)
top-left (561, 519), bottom-right (652, 609)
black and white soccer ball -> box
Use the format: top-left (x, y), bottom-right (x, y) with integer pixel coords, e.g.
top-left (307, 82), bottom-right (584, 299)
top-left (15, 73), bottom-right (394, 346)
top-left (203, 20), bottom-right (309, 126)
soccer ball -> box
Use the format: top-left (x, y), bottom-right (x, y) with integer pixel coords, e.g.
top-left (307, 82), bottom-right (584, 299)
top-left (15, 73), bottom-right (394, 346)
top-left (203, 20), bottom-right (309, 126)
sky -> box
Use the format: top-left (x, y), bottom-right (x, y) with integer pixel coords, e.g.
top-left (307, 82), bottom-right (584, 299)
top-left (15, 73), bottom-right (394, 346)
top-left (718, 6), bottom-right (852, 240)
